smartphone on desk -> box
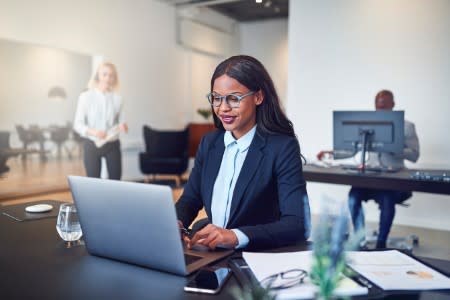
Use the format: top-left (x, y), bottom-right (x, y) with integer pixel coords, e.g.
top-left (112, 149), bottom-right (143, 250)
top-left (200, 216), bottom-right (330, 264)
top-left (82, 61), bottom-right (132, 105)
top-left (184, 267), bottom-right (232, 294)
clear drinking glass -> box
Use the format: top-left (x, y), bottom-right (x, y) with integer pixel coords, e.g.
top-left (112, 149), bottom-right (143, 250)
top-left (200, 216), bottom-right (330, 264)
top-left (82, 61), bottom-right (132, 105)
top-left (56, 203), bottom-right (82, 247)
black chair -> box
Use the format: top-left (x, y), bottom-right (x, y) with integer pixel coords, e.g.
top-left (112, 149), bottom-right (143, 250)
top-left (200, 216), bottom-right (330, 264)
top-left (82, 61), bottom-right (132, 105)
top-left (15, 125), bottom-right (46, 160)
top-left (49, 123), bottom-right (71, 159)
top-left (0, 131), bottom-right (9, 148)
top-left (139, 125), bottom-right (190, 186)
top-left (71, 129), bottom-right (84, 158)
top-left (0, 131), bottom-right (11, 174)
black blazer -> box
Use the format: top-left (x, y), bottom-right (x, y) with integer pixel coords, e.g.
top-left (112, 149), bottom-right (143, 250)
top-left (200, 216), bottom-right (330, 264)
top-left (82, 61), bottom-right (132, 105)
top-left (176, 129), bottom-right (309, 250)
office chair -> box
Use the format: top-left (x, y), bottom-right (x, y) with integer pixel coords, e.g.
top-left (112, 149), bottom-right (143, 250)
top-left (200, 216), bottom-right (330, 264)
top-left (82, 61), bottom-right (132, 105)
top-left (0, 131), bottom-right (9, 149)
top-left (139, 125), bottom-right (190, 186)
top-left (15, 124), bottom-right (47, 160)
top-left (69, 129), bottom-right (84, 159)
top-left (0, 131), bottom-right (11, 174)
top-left (364, 232), bottom-right (419, 253)
top-left (49, 123), bottom-right (71, 159)
top-left (360, 200), bottom-right (419, 252)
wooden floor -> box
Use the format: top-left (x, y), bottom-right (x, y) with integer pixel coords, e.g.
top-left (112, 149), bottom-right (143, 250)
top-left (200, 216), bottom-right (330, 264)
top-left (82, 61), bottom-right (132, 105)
top-left (0, 155), bottom-right (186, 202)
top-left (0, 155), bottom-right (204, 218)
top-left (0, 156), bottom-right (85, 201)
top-left (1, 157), bottom-right (448, 260)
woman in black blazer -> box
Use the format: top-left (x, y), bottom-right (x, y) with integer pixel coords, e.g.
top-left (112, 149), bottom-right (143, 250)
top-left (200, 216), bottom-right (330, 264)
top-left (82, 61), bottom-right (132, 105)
top-left (176, 55), bottom-right (310, 251)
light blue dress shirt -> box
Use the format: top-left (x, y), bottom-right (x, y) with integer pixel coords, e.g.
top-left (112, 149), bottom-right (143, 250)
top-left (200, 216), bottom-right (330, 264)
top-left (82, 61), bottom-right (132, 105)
top-left (211, 126), bottom-right (256, 249)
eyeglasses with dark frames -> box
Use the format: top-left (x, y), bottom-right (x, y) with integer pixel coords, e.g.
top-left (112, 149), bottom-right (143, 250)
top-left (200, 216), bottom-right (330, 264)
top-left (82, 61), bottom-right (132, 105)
top-left (206, 91), bottom-right (255, 108)
top-left (260, 268), bottom-right (308, 290)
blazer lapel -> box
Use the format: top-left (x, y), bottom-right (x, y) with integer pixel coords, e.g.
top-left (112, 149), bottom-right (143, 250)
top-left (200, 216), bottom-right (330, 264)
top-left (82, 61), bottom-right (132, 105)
top-left (227, 131), bottom-right (266, 226)
top-left (203, 132), bottom-right (225, 216)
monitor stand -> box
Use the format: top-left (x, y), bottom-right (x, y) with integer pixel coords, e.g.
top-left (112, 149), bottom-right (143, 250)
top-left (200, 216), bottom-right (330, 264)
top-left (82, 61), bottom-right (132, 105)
top-left (358, 129), bottom-right (374, 174)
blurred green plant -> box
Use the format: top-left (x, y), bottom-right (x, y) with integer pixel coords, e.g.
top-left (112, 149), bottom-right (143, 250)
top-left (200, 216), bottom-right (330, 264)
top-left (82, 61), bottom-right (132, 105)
top-left (231, 283), bottom-right (277, 300)
top-left (197, 108), bottom-right (212, 120)
top-left (310, 206), bottom-right (364, 299)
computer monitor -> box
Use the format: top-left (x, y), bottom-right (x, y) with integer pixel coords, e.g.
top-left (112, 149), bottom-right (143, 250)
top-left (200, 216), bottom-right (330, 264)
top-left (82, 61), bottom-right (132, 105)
top-left (333, 111), bottom-right (404, 173)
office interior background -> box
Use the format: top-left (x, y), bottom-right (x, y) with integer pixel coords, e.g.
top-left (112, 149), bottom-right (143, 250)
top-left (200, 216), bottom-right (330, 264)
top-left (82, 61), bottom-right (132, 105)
top-left (1, 0), bottom-right (449, 232)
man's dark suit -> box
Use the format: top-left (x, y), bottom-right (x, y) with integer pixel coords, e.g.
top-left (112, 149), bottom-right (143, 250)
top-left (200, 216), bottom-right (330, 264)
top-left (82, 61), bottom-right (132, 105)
top-left (176, 128), bottom-right (309, 251)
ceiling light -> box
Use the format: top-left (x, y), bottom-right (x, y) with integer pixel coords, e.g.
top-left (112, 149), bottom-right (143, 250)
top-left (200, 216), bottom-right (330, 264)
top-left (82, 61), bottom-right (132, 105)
top-left (256, 0), bottom-right (262, 3)
top-left (48, 86), bottom-right (67, 101)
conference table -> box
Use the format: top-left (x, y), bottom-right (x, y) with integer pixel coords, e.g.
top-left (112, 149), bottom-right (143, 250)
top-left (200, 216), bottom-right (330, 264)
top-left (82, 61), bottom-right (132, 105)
top-left (302, 165), bottom-right (450, 195)
top-left (1, 202), bottom-right (450, 300)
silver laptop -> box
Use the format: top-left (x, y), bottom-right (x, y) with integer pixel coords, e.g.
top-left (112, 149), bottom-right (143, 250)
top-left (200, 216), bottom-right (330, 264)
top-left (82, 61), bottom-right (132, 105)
top-left (68, 176), bottom-right (233, 276)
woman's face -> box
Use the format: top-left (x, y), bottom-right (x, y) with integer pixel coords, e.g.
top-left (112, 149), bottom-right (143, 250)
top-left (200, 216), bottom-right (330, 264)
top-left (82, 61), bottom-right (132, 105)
top-left (97, 65), bottom-right (116, 92)
top-left (212, 74), bottom-right (263, 139)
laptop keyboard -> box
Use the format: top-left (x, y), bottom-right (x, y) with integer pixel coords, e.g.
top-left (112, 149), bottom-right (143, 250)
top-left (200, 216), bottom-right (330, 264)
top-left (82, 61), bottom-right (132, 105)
top-left (184, 254), bottom-right (203, 265)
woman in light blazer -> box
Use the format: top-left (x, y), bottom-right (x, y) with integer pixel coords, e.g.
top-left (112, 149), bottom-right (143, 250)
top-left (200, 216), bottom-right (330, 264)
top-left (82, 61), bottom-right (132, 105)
top-left (73, 62), bottom-right (128, 180)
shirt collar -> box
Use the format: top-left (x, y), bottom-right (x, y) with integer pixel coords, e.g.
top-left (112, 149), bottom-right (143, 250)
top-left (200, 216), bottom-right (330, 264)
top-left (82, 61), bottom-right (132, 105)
top-left (223, 125), bottom-right (257, 152)
top-left (94, 88), bottom-right (113, 97)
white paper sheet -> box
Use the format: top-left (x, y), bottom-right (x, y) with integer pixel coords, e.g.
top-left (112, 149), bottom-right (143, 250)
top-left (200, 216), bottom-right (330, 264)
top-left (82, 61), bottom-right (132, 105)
top-left (347, 250), bottom-right (450, 290)
top-left (95, 125), bottom-right (120, 147)
top-left (243, 251), bottom-right (368, 300)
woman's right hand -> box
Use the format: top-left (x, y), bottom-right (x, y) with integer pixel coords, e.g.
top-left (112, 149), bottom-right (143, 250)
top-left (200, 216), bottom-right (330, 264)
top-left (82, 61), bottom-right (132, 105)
top-left (188, 224), bottom-right (238, 250)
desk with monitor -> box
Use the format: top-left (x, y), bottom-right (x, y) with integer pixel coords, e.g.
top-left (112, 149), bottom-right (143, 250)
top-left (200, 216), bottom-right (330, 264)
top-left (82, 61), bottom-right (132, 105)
top-left (333, 110), bottom-right (406, 173)
top-left (303, 165), bottom-right (450, 195)
top-left (1, 203), bottom-right (450, 300)
top-left (305, 110), bottom-right (449, 194)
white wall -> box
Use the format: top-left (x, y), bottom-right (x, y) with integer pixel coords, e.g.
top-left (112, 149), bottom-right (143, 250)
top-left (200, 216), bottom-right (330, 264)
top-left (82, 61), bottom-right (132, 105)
top-left (0, 0), bottom-right (236, 145)
top-left (239, 19), bottom-right (289, 105)
top-left (176, 6), bottom-right (239, 124)
top-left (0, 38), bottom-right (91, 146)
top-left (0, 0), bottom-right (184, 144)
top-left (287, 0), bottom-right (450, 230)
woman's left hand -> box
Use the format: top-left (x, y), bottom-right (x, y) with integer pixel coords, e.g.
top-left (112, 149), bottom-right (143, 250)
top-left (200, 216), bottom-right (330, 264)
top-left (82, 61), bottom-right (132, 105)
top-left (188, 224), bottom-right (238, 250)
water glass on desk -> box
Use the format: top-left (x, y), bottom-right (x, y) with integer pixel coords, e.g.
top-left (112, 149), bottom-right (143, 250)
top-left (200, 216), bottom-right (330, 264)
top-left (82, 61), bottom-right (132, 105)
top-left (56, 203), bottom-right (82, 248)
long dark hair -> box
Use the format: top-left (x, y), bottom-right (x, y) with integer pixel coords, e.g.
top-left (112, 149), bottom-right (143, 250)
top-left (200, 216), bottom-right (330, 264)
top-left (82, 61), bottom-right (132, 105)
top-left (210, 55), bottom-right (295, 137)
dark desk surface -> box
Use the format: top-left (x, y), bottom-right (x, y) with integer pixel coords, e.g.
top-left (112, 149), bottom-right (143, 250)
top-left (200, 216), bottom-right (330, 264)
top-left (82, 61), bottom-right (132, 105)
top-left (303, 165), bottom-right (450, 195)
top-left (1, 208), bottom-right (450, 300)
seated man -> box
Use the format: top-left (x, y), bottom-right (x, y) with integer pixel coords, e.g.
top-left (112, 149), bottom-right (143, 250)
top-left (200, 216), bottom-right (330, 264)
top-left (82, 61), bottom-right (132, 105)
top-left (318, 90), bottom-right (420, 248)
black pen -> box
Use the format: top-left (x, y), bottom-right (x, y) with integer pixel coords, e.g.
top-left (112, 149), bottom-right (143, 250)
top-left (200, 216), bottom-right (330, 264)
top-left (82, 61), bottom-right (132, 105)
top-left (180, 227), bottom-right (192, 240)
top-left (354, 275), bottom-right (372, 289)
